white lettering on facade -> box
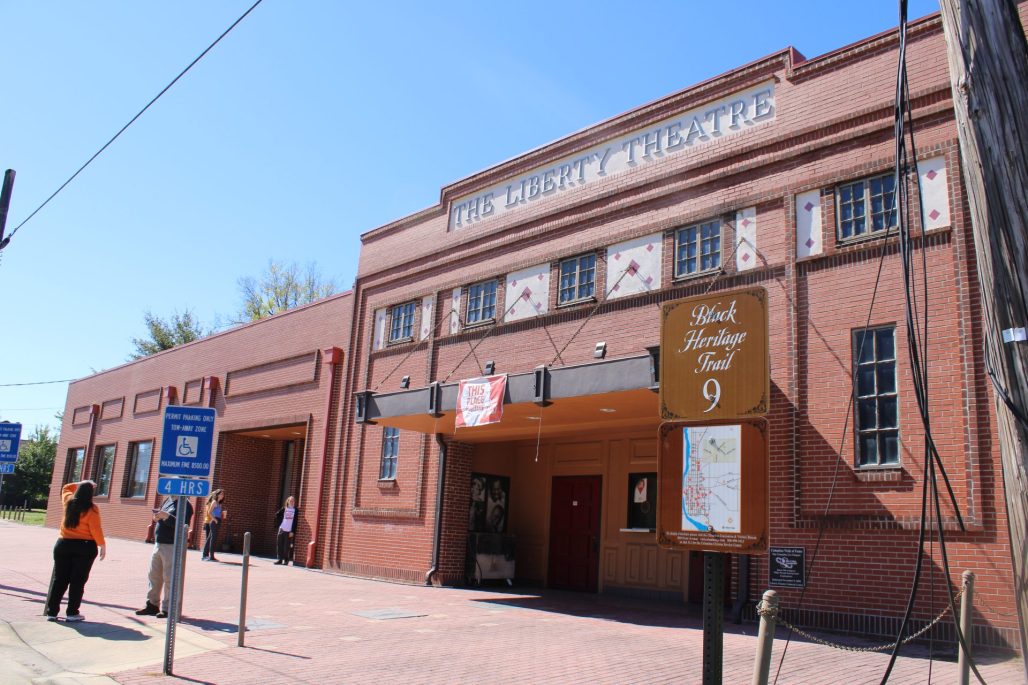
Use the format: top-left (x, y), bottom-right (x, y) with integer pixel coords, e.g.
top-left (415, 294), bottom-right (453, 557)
top-left (450, 82), bottom-right (775, 230)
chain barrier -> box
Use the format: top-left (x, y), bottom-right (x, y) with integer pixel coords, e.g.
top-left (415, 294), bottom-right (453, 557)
top-left (757, 586), bottom-right (965, 654)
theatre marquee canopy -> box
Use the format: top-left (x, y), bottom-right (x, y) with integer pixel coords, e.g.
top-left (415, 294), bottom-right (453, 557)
top-left (354, 354), bottom-right (661, 443)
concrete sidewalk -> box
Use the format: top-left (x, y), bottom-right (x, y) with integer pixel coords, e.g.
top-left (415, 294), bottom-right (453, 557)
top-left (2, 520), bottom-right (1023, 684)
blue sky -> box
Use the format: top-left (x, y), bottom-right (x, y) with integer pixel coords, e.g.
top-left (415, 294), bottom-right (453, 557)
top-left (0, 1), bottom-right (940, 433)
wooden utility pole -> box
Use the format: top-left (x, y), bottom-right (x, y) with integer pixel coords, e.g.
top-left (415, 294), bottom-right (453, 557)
top-left (939, 0), bottom-right (1028, 666)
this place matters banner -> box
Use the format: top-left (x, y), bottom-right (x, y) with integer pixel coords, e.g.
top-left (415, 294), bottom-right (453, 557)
top-left (455, 375), bottom-right (507, 428)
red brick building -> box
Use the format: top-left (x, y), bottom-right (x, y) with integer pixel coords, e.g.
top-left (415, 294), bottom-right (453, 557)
top-left (48, 9), bottom-right (1025, 651)
top-left (48, 293), bottom-right (352, 563)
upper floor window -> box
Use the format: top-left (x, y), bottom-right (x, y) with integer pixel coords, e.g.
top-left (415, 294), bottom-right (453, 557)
top-left (64, 447), bottom-right (85, 484)
top-left (122, 440), bottom-right (153, 498)
top-left (466, 280), bottom-right (497, 325)
top-left (93, 444), bottom-right (116, 497)
top-left (837, 173), bottom-right (896, 240)
top-left (380, 427), bottom-right (400, 480)
top-left (389, 302), bottom-right (416, 342)
top-left (675, 220), bottom-right (721, 277)
top-left (853, 326), bottom-right (899, 466)
top-left (558, 254), bottom-right (596, 304)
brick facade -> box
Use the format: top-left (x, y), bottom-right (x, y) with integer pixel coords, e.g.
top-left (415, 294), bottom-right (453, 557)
top-left (47, 293), bottom-right (352, 567)
top-left (47, 8), bottom-right (1026, 652)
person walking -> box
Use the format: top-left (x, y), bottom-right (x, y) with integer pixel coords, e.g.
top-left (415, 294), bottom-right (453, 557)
top-left (135, 496), bottom-right (193, 619)
top-left (201, 489), bottom-right (226, 562)
top-left (274, 496), bottom-right (298, 565)
top-left (45, 480), bottom-right (106, 622)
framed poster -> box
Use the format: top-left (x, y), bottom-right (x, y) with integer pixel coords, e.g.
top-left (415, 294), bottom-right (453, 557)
top-left (469, 472), bottom-right (510, 533)
top-left (626, 472), bottom-right (657, 531)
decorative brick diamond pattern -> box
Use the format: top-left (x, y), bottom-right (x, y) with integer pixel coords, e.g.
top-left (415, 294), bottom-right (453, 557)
top-left (919, 156), bottom-right (949, 230)
top-left (449, 288), bottom-right (462, 335)
top-left (419, 296), bottom-right (434, 341)
top-left (735, 207), bottom-right (757, 271)
top-left (505, 263), bottom-right (550, 322)
top-left (607, 232), bottom-right (662, 300)
top-left (373, 309), bottom-right (387, 350)
top-left (796, 190), bottom-right (822, 257)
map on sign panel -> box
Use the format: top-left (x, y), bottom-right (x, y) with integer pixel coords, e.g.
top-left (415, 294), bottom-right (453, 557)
top-left (681, 424), bottom-right (741, 533)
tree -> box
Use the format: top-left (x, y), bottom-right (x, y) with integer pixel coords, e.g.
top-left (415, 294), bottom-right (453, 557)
top-left (2, 426), bottom-right (57, 507)
top-left (234, 259), bottom-right (337, 322)
top-left (130, 309), bottom-right (207, 359)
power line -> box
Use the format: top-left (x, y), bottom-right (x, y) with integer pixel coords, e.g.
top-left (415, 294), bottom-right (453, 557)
top-left (2, 0), bottom-right (265, 247)
top-left (0, 379), bottom-right (75, 387)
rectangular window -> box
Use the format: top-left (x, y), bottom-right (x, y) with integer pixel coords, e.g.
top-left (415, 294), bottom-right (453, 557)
top-left (558, 254), bottom-right (596, 304)
top-left (466, 280), bottom-right (497, 325)
top-left (379, 427), bottom-right (399, 480)
top-left (93, 444), bottom-right (116, 497)
top-left (837, 173), bottom-right (897, 240)
top-left (853, 326), bottom-right (899, 466)
top-left (122, 440), bottom-right (153, 498)
top-left (389, 302), bottom-right (416, 342)
top-left (675, 220), bottom-right (721, 277)
top-left (65, 447), bottom-right (85, 483)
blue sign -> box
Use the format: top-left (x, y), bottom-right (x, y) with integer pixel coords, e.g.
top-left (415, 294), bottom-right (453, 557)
top-left (159, 407), bottom-right (216, 477)
top-left (157, 477), bottom-right (210, 497)
top-left (0, 463), bottom-right (15, 475)
top-left (0, 423), bottom-right (22, 462)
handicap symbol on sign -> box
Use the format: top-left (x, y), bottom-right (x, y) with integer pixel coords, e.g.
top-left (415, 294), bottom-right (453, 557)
top-left (177, 436), bottom-right (198, 458)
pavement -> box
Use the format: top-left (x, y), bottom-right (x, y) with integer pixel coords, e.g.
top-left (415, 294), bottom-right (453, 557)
top-left (1, 520), bottom-right (1024, 684)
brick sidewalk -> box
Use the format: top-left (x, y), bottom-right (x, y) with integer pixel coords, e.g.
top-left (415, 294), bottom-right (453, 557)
top-left (2, 521), bottom-right (1023, 684)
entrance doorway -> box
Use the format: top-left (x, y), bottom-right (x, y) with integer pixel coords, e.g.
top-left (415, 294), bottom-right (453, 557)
top-left (548, 475), bottom-right (602, 592)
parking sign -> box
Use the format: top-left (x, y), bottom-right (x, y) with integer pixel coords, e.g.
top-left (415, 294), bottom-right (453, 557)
top-left (158, 407), bottom-right (215, 477)
top-left (0, 423), bottom-right (22, 462)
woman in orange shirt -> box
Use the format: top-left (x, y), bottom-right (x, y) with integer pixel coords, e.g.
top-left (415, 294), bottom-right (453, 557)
top-left (45, 480), bottom-right (106, 622)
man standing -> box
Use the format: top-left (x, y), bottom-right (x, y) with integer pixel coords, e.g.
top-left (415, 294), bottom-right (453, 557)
top-left (135, 496), bottom-right (193, 618)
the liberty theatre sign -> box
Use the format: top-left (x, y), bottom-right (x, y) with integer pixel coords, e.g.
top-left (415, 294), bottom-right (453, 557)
top-left (657, 287), bottom-right (770, 554)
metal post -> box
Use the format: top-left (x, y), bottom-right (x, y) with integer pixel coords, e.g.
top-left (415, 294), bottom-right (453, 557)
top-left (958, 570), bottom-right (976, 685)
top-left (238, 531), bottom-right (251, 647)
top-left (703, 551), bottom-right (726, 685)
top-left (163, 504), bottom-right (188, 676)
top-left (751, 590), bottom-right (778, 685)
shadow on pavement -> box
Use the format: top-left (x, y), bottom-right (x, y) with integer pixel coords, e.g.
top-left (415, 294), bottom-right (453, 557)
top-left (57, 621), bottom-right (150, 642)
top-left (178, 616), bottom-right (240, 633)
top-left (470, 586), bottom-right (710, 630)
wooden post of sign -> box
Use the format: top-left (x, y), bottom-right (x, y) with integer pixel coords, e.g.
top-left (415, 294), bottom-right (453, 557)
top-left (703, 552), bottom-right (726, 684)
top-left (939, 1), bottom-right (1028, 669)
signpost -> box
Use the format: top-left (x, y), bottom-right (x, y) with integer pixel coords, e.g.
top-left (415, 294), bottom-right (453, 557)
top-left (657, 288), bottom-right (770, 685)
top-left (157, 406), bottom-right (215, 676)
top-left (0, 422), bottom-right (23, 501)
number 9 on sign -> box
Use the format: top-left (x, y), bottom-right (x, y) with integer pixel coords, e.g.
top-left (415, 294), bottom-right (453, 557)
top-left (702, 378), bottom-right (721, 413)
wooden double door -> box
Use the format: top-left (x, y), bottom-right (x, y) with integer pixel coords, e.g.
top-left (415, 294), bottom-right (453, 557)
top-left (547, 475), bottom-right (602, 592)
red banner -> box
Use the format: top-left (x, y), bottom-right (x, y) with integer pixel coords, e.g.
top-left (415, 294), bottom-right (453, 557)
top-left (455, 375), bottom-right (507, 429)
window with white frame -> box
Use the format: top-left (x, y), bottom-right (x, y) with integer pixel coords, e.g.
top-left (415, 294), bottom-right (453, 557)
top-left (93, 444), bottom-right (116, 497)
top-left (122, 440), bottom-right (153, 498)
top-left (675, 220), bottom-right (721, 277)
top-left (466, 280), bottom-right (497, 325)
top-left (853, 326), bottom-right (899, 466)
top-left (389, 302), bottom-right (416, 342)
top-left (558, 254), bottom-right (596, 304)
top-left (837, 173), bottom-right (897, 240)
top-left (380, 427), bottom-right (399, 480)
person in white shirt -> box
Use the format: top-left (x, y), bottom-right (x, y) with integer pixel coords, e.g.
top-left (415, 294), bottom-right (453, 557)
top-left (274, 496), bottom-right (297, 565)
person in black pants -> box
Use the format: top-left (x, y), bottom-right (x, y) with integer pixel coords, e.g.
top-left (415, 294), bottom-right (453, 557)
top-left (46, 480), bottom-right (106, 621)
top-left (274, 496), bottom-right (298, 565)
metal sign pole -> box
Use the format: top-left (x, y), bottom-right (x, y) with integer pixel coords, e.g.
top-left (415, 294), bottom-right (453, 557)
top-left (702, 551), bottom-right (726, 685)
top-left (163, 506), bottom-right (188, 675)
